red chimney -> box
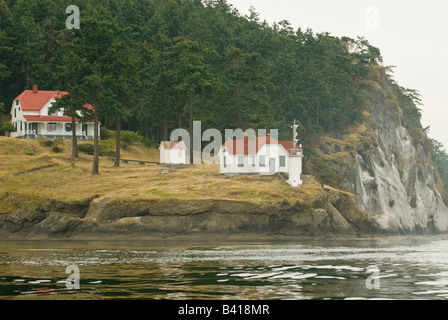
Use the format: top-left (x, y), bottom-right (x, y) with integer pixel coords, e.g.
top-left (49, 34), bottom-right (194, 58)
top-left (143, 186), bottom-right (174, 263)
top-left (32, 85), bottom-right (38, 94)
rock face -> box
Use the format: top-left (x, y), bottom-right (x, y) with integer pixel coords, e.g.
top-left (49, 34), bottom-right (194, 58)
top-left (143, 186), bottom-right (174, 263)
top-left (0, 188), bottom-right (379, 240)
top-left (315, 66), bottom-right (448, 234)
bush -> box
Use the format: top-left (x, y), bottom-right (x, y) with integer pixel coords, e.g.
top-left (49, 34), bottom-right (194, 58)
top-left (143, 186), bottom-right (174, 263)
top-left (41, 140), bottom-right (56, 147)
top-left (52, 146), bottom-right (64, 153)
top-left (142, 137), bottom-right (158, 148)
top-left (1, 123), bottom-right (16, 134)
top-left (78, 140), bottom-right (115, 154)
top-left (100, 127), bottom-right (115, 140)
top-left (78, 142), bottom-right (94, 154)
top-left (294, 201), bottom-right (311, 210)
top-left (120, 130), bottom-right (142, 145)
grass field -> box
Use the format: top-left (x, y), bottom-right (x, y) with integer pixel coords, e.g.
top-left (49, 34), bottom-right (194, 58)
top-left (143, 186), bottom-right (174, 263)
top-left (0, 136), bottom-right (325, 214)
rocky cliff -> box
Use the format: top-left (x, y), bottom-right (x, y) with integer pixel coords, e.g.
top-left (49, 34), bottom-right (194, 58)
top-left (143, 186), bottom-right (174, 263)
top-left (311, 66), bottom-right (448, 234)
top-left (0, 177), bottom-right (379, 240)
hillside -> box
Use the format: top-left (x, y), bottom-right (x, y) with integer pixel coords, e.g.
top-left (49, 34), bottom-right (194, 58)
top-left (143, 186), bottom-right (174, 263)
top-left (305, 66), bottom-right (448, 234)
top-left (0, 0), bottom-right (447, 237)
top-left (0, 136), bottom-right (378, 239)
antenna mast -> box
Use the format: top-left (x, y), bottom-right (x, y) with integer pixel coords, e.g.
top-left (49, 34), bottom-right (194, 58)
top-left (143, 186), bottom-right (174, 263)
top-left (292, 119), bottom-right (299, 155)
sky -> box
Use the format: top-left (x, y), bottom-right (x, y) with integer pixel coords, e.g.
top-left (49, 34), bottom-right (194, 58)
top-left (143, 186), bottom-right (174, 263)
top-left (228, 0), bottom-right (448, 150)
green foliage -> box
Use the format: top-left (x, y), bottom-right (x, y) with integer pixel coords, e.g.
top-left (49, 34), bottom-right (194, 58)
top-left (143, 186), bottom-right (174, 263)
top-left (0, 123), bottom-right (15, 133)
top-left (78, 140), bottom-right (115, 154)
top-left (312, 157), bottom-right (343, 187)
top-left (0, 0), bottom-right (381, 144)
top-left (294, 200), bottom-right (311, 210)
top-left (39, 139), bottom-right (65, 153)
top-left (388, 79), bottom-right (425, 145)
top-left (120, 130), bottom-right (143, 146)
top-left (100, 127), bottom-right (115, 140)
top-left (432, 140), bottom-right (448, 199)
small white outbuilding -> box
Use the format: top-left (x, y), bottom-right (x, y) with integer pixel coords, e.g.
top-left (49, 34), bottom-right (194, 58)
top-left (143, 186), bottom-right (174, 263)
top-left (159, 141), bottom-right (187, 166)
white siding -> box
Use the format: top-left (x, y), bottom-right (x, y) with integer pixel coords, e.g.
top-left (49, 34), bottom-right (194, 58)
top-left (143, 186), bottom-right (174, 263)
top-left (160, 146), bottom-right (187, 165)
top-left (219, 144), bottom-right (292, 176)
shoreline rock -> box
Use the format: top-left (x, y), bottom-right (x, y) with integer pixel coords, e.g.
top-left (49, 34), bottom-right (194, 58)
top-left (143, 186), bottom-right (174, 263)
top-left (0, 188), bottom-right (381, 240)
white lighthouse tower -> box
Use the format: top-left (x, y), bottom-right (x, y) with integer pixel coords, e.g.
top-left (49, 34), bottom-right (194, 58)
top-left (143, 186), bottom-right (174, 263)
top-left (287, 120), bottom-right (303, 187)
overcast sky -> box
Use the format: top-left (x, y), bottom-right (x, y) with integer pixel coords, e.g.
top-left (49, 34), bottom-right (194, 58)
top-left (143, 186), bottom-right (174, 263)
top-left (228, 0), bottom-right (448, 150)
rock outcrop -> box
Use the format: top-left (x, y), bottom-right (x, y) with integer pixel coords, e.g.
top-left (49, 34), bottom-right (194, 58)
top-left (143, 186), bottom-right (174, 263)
top-left (0, 186), bottom-right (379, 240)
top-left (312, 66), bottom-right (448, 234)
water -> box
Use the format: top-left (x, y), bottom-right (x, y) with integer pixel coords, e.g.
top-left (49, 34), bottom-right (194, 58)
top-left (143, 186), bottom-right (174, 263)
top-left (1, 237), bottom-right (448, 300)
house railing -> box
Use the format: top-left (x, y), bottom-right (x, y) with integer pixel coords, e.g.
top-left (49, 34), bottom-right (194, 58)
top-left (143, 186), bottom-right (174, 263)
top-left (288, 148), bottom-right (303, 156)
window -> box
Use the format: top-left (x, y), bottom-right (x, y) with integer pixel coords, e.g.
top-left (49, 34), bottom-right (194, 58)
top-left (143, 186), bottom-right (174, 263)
top-left (259, 155), bottom-right (266, 167)
top-left (280, 156), bottom-right (286, 168)
top-left (65, 123), bottom-right (72, 132)
top-left (20, 122), bottom-right (22, 131)
top-left (223, 156), bottom-right (227, 168)
top-left (252, 155), bottom-right (256, 167)
top-left (47, 123), bottom-right (57, 132)
top-left (14, 108), bottom-right (16, 118)
top-left (15, 100), bottom-right (19, 106)
top-left (238, 156), bottom-right (244, 168)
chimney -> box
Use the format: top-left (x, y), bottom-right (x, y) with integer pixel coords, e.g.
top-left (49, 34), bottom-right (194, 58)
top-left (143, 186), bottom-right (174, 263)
top-left (32, 85), bottom-right (38, 94)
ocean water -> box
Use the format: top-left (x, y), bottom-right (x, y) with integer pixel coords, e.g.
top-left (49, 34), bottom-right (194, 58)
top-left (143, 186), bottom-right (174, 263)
top-left (1, 237), bottom-right (448, 300)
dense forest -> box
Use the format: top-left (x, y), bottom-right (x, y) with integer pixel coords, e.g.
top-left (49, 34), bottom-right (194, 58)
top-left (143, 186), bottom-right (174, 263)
top-left (0, 0), bottom-right (381, 137)
top-left (0, 0), bottom-right (446, 193)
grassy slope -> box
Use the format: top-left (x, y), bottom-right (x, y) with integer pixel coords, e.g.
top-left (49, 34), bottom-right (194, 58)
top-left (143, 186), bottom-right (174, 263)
top-left (0, 137), bottom-right (324, 214)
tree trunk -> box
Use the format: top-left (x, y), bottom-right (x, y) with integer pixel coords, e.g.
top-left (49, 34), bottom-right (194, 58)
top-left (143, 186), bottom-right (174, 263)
top-left (71, 116), bottom-right (79, 167)
top-left (237, 111), bottom-right (242, 129)
top-left (316, 102), bottom-right (320, 126)
top-left (145, 117), bottom-right (149, 139)
top-left (114, 119), bottom-right (121, 168)
top-left (163, 112), bottom-right (168, 141)
top-left (189, 95), bottom-right (194, 164)
top-left (92, 111), bottom-right (100, 175)
top-left (178, 113), bottom-right (182, 128)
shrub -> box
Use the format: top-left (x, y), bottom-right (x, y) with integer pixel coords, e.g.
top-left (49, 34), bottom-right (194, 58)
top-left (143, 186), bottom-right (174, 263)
top-left (78, 142), bottom-right (94, 154)
top-left (52, 146), bottom-right (64, 153)
top-left (41, 140), bottom-right (56, 147)
top-left (142, 137), bottom-right (158, 148)
top-left (100, 127), bottom-right (115, 140)
top-left (78, 140), bottom-right (115, 154)
top-left (294, 201), bottom-right (311, 210)
top-left (0, 123), bottom-right (16, 134)
top-left (120, 130), bottom-right (142, 145)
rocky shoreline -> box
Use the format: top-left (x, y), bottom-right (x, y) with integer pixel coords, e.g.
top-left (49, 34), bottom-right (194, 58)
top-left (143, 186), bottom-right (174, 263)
top-left (0, 186), bottom-right (382, 240)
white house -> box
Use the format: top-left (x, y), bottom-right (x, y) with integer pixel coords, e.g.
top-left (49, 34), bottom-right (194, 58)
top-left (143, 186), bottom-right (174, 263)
top-left (218, 135), bottom-right (303, 186)
top-left (159, 141), bottom-right (187, 165)
top-left (9, 85), bottom-right (99, 140)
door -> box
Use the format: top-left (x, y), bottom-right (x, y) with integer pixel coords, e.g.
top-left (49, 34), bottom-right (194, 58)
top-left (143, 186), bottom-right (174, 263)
top-left (30, 123), bottom-right (38, 134)
top-left (269, 158), bottom-right (276, 174)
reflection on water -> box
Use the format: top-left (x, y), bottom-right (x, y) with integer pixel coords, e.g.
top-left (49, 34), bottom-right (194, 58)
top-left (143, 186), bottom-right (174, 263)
top-left (1, 237), bottom-right (448, 300)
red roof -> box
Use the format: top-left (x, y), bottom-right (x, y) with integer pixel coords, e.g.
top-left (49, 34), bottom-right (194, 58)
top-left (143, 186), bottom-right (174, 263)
top-left (14, 89), bottom-right (69, 111)
top-left (23, 115), bottom-right (95, 123)
top-left (223, 136), bottom-right (300, 156)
